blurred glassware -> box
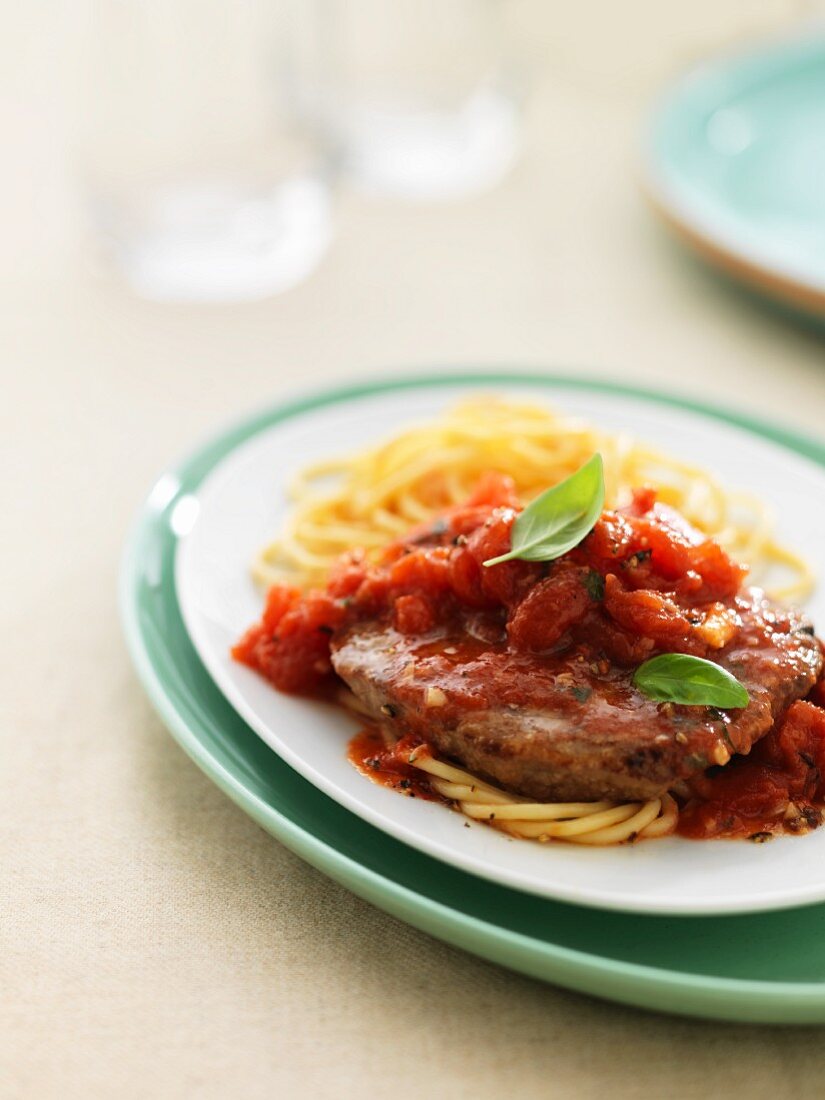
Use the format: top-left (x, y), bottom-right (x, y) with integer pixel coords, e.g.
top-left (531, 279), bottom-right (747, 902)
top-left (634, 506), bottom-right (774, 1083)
top-left (80, 1), bottom-right (333, 303)
top-left (317, 0), bottom-right (523, 200)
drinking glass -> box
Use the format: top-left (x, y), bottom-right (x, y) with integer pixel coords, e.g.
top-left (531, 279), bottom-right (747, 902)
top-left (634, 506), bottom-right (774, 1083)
top-left (316, 0), bottom-right (523, 201)
top-left (80, 1), bottom-right (333, 303)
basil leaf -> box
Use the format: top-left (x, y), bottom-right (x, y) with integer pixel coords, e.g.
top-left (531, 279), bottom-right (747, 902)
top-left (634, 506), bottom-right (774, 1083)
top-left (483, 453), bottom-right (605, 567)
top-left (633, 654), bottom-right (749, 708)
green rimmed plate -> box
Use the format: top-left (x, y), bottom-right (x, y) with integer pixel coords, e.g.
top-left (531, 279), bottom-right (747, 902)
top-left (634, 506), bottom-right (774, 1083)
top-left (645, 28), bottom-right (825, 318)
top-left (121, 371), bottom-right (825, 1023)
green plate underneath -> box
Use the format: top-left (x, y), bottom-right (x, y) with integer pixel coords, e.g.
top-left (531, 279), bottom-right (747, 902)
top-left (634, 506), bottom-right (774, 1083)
top-left (646, 30), bottom-right (825, 319)
top-left (120, 372), bottom-right (825, 1023)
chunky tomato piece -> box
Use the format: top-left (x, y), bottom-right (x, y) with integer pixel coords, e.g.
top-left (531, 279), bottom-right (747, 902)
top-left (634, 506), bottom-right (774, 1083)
top-left (620, 505), bottom-right (747, 601)
top-left (447, 545), bottom-right (497, 609)
top-left (327, 552), bottom-right (368, 599)
top-left (394, 593), bottom-right (436, 634)
top-left (350, 548), bottom-right (450, 620)
top-left (464, 509), bottom-right (513, 564)
top-left (463, 470), bottom-right (520, 509)
top-left (757, 701), bottom-right (825, 797)
top-left (679, 768), bottom-right (791, 839)
top-left (679, 701), bottom-right (825, 838)
top-left (577, 511), bottom-right (635, 570)
top-left (621, 486), bottom-right (657, 517)
top-left (507, 564), bottom-right (594, 651)
top-left (351, 571), bottom-right (392, 616)
top-left (464, 511), bottom-right (544, 607)
top-left (586, 617), bottom-right (655, 666)
top-left (260, 584), bottom-right (301, 633)
top-left (448, 506), bottom-right (504, 540)
top-left (388, 546), bottom-right (452, 595)
top-left (233, 586), bottom-right (344, 693)
top-left (603, 574), bottom-right (702, 654)
top-left (685, 540), bottom-right (748, 602)
top-left (630, 512), bottom-right (696, 581)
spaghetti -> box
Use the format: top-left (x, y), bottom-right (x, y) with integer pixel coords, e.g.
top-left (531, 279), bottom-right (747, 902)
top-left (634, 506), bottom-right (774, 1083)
top-left (408, 746), bottom-right (679, 845)
top-left (252, 396), bottom-right (813, 604)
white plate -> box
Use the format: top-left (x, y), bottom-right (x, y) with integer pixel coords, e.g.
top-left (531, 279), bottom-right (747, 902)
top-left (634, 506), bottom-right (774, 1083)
top-left (174, 379), bottom-right (825, 915)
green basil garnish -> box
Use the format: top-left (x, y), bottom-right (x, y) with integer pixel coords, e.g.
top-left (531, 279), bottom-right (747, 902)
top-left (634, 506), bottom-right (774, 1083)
top-left (633, 654), bottom-right (749, 709)
top-left (483, 453), bottom-right (605, 567)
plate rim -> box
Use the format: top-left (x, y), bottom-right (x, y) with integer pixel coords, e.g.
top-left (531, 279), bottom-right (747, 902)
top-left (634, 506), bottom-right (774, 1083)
top-left (120, 369), bottom-right (825, 1022)
top-left (643, 26), bottom-right (825, 316)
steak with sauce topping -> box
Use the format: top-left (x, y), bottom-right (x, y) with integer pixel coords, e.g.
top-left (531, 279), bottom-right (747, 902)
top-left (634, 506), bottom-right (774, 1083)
top-left (234, 476), bottom-right (824, 804)
top-left (331, 591), bottom-right (822, 802)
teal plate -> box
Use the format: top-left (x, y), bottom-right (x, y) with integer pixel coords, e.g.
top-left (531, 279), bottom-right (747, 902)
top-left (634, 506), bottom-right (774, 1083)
top-left (121, 372), bottom-right (825, 1024)
top-left (645, 28), bottom-right (825, 318)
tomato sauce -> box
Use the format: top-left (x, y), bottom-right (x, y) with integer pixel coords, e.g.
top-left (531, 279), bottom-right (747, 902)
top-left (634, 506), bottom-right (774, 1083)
top-left (677, 700), bottom-right (825, 840)
top-left (233, 471), bottom-right (825, 841)
top-left (347, 729), bottom-right (439, 803)
top-left (234, 473), bottom-right (748, 692)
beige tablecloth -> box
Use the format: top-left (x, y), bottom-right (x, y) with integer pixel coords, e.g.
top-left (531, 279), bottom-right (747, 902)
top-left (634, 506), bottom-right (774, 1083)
top-left (5, 2), bottom-right (825, 1096)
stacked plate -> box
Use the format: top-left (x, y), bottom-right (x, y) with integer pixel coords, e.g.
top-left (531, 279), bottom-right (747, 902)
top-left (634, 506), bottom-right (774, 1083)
top-left (645, 26), bottom-right (825, 320)
top-left (121, 373), bottom-right (825, 1022)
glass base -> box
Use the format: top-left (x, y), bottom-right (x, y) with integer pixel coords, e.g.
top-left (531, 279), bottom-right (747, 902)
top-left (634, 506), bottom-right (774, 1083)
top-left (338, 86), bottom-right (520, 201)
top-left (94, 175), bottom-right (332, 303)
